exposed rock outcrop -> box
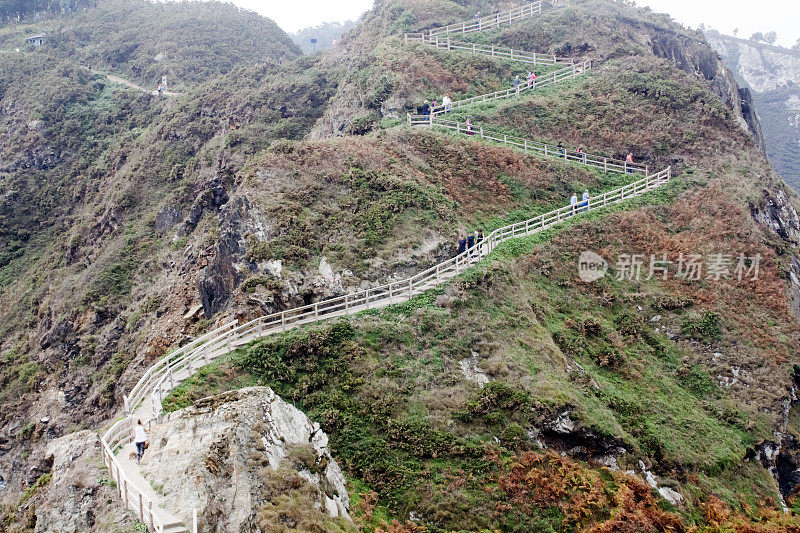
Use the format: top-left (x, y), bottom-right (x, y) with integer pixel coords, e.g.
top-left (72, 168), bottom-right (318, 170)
top-left (139, 387), bottom-right (353, 532)
top-left (647, 26), bottom-right (768, 153)
top-left (706, 31), bottom-right (800, 189)
top-left (24, 431), bottom-right (134, 533)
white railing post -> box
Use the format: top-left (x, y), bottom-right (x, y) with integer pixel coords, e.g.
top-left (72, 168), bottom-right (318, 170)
top-left (604, 158), bottom-right (608, 172)
top-left (193, 509), bottom-right (198, 533)
top-left (281, 311), bottom-right (286, 331)
top-left (389, 283), bottom-right (394, 303)
top-left (480, 126), bottom-right (484, 138)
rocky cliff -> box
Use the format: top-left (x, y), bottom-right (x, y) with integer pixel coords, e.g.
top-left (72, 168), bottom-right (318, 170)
top-left (140, 387), bottom-right (352, 532)
top-left (705, 30), bottom-right (800, 189)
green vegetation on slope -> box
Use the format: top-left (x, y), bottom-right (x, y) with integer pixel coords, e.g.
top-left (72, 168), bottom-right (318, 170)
top-left (163, 176), bottom-right (797, 530)
top-left (0, 0), bottom-right (302, 90)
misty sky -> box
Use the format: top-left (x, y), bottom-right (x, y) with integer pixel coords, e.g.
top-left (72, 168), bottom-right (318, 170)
top-left (230, 0), bottom-right (800, 47)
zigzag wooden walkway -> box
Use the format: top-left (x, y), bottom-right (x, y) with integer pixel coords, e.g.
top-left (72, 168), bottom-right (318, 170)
top-left (99, 3), bottom-right (673, 531)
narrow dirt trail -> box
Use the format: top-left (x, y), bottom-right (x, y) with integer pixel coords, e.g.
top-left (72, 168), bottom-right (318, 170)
top-left (102, 71), bottom-right (183, 96)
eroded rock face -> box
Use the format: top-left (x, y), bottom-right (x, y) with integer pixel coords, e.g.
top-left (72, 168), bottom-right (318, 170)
top-left (30, 430), bottom-right (134, 533)
top-left (140, 387), bottom-right (352, 531)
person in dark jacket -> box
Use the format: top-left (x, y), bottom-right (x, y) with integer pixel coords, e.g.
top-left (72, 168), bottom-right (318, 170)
top-left (466, 233), bottom-right (475, 257)
top-left (476, 230), bottom-right (484, 256)
top-left (421, 100), bottom-right (430, 115)
top-left (457, 235), bottom-right (467, 255)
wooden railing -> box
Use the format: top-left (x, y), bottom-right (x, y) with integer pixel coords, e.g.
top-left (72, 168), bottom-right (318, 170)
top-left (404, 34), bottom-right (574, 66)
top-left (422, 60), bottom-right (591, 115)
top-left (103, 164), bottom-right (671, 532)
top-left (422, 1), bottom-right (543, 36)
top-left (100, 4), bottom-right (671, 531)
top-left (121, 166), bottom-right (671, 419)
top-left (100, 417), bottom-right (165, 533)
top-left (407, 115), bottom-right (649, 175)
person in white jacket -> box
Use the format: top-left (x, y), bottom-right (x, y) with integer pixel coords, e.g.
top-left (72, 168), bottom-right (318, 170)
top-left (134, 419), bottom-right (148, 465)
top-left (442, 93), bottom-right (452, 113)
top-left (570, 193), bottom-right (578, 216)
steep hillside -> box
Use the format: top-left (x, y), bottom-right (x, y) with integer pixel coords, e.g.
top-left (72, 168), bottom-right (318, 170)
top-left (3, 0), bottom-right (800, 531)
top-left (0, 0), bottom-right (302, 90)
top-left (705, 30), bottom-right (800, 190)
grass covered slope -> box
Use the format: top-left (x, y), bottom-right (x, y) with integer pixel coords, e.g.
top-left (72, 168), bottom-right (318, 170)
top-left (3, 0), bottom-right (800, 530)
top-left (152, 0), bottom-right (800, 531)
top-left (0, 0), bottom-right (301, 90)
top-left (163, 174), bottom-right (800, 530)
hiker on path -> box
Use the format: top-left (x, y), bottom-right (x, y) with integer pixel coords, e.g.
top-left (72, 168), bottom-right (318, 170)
top-left (513, 75), bottom-right (521, 89)
top-left (527, 71), bottom-right (537, 86)
top-left (458, 235), bottom-right (467, 255)
top-left (157, 81), bottom-right (163, 96)
top-left (557, 141), bottom-right (564, 156)
top-left (582, 189), bottom-right (590, 211)
top-left (466, 115), bottom-right (473, 135)
top-left (467, 233), bottom-right (475, 257)
top-left (134, 419), bottom-right (148, 465)
top-left (474, 10), bottom-right (480, 22)
top-left (476, 229), bottom-right (484, 255)
top-left (570, 192), bottom-right (578, 216)
top-left (494, 7), bottom-right (500, 25)
top-left (421, 100), bottom-right (430, 116)
top-left (626, 152), bottom-right (634, 172)
top-left (442, 93), bottom-right (452, 113)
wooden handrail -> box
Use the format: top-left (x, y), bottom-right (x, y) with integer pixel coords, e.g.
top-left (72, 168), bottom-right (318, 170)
top-left (426, 1), bottom-right (543, 37)
top-left (404, 34), bottom-right (575, 65)
top-left (424, 61), bottom-right (592, 115)
top-left (105, 165), bottom-right (672, 532)
top-left (408, 115), bottom-right (649, 175)
top-left (101, 3), bottom-right (675, 530)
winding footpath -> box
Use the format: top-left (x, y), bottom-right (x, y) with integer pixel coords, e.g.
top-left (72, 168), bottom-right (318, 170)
top-left (99, 2), bottom-right (673, 531)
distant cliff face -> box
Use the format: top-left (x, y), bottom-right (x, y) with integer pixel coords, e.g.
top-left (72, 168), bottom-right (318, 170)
top-left (705, 31), bottom-right (800, 189)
